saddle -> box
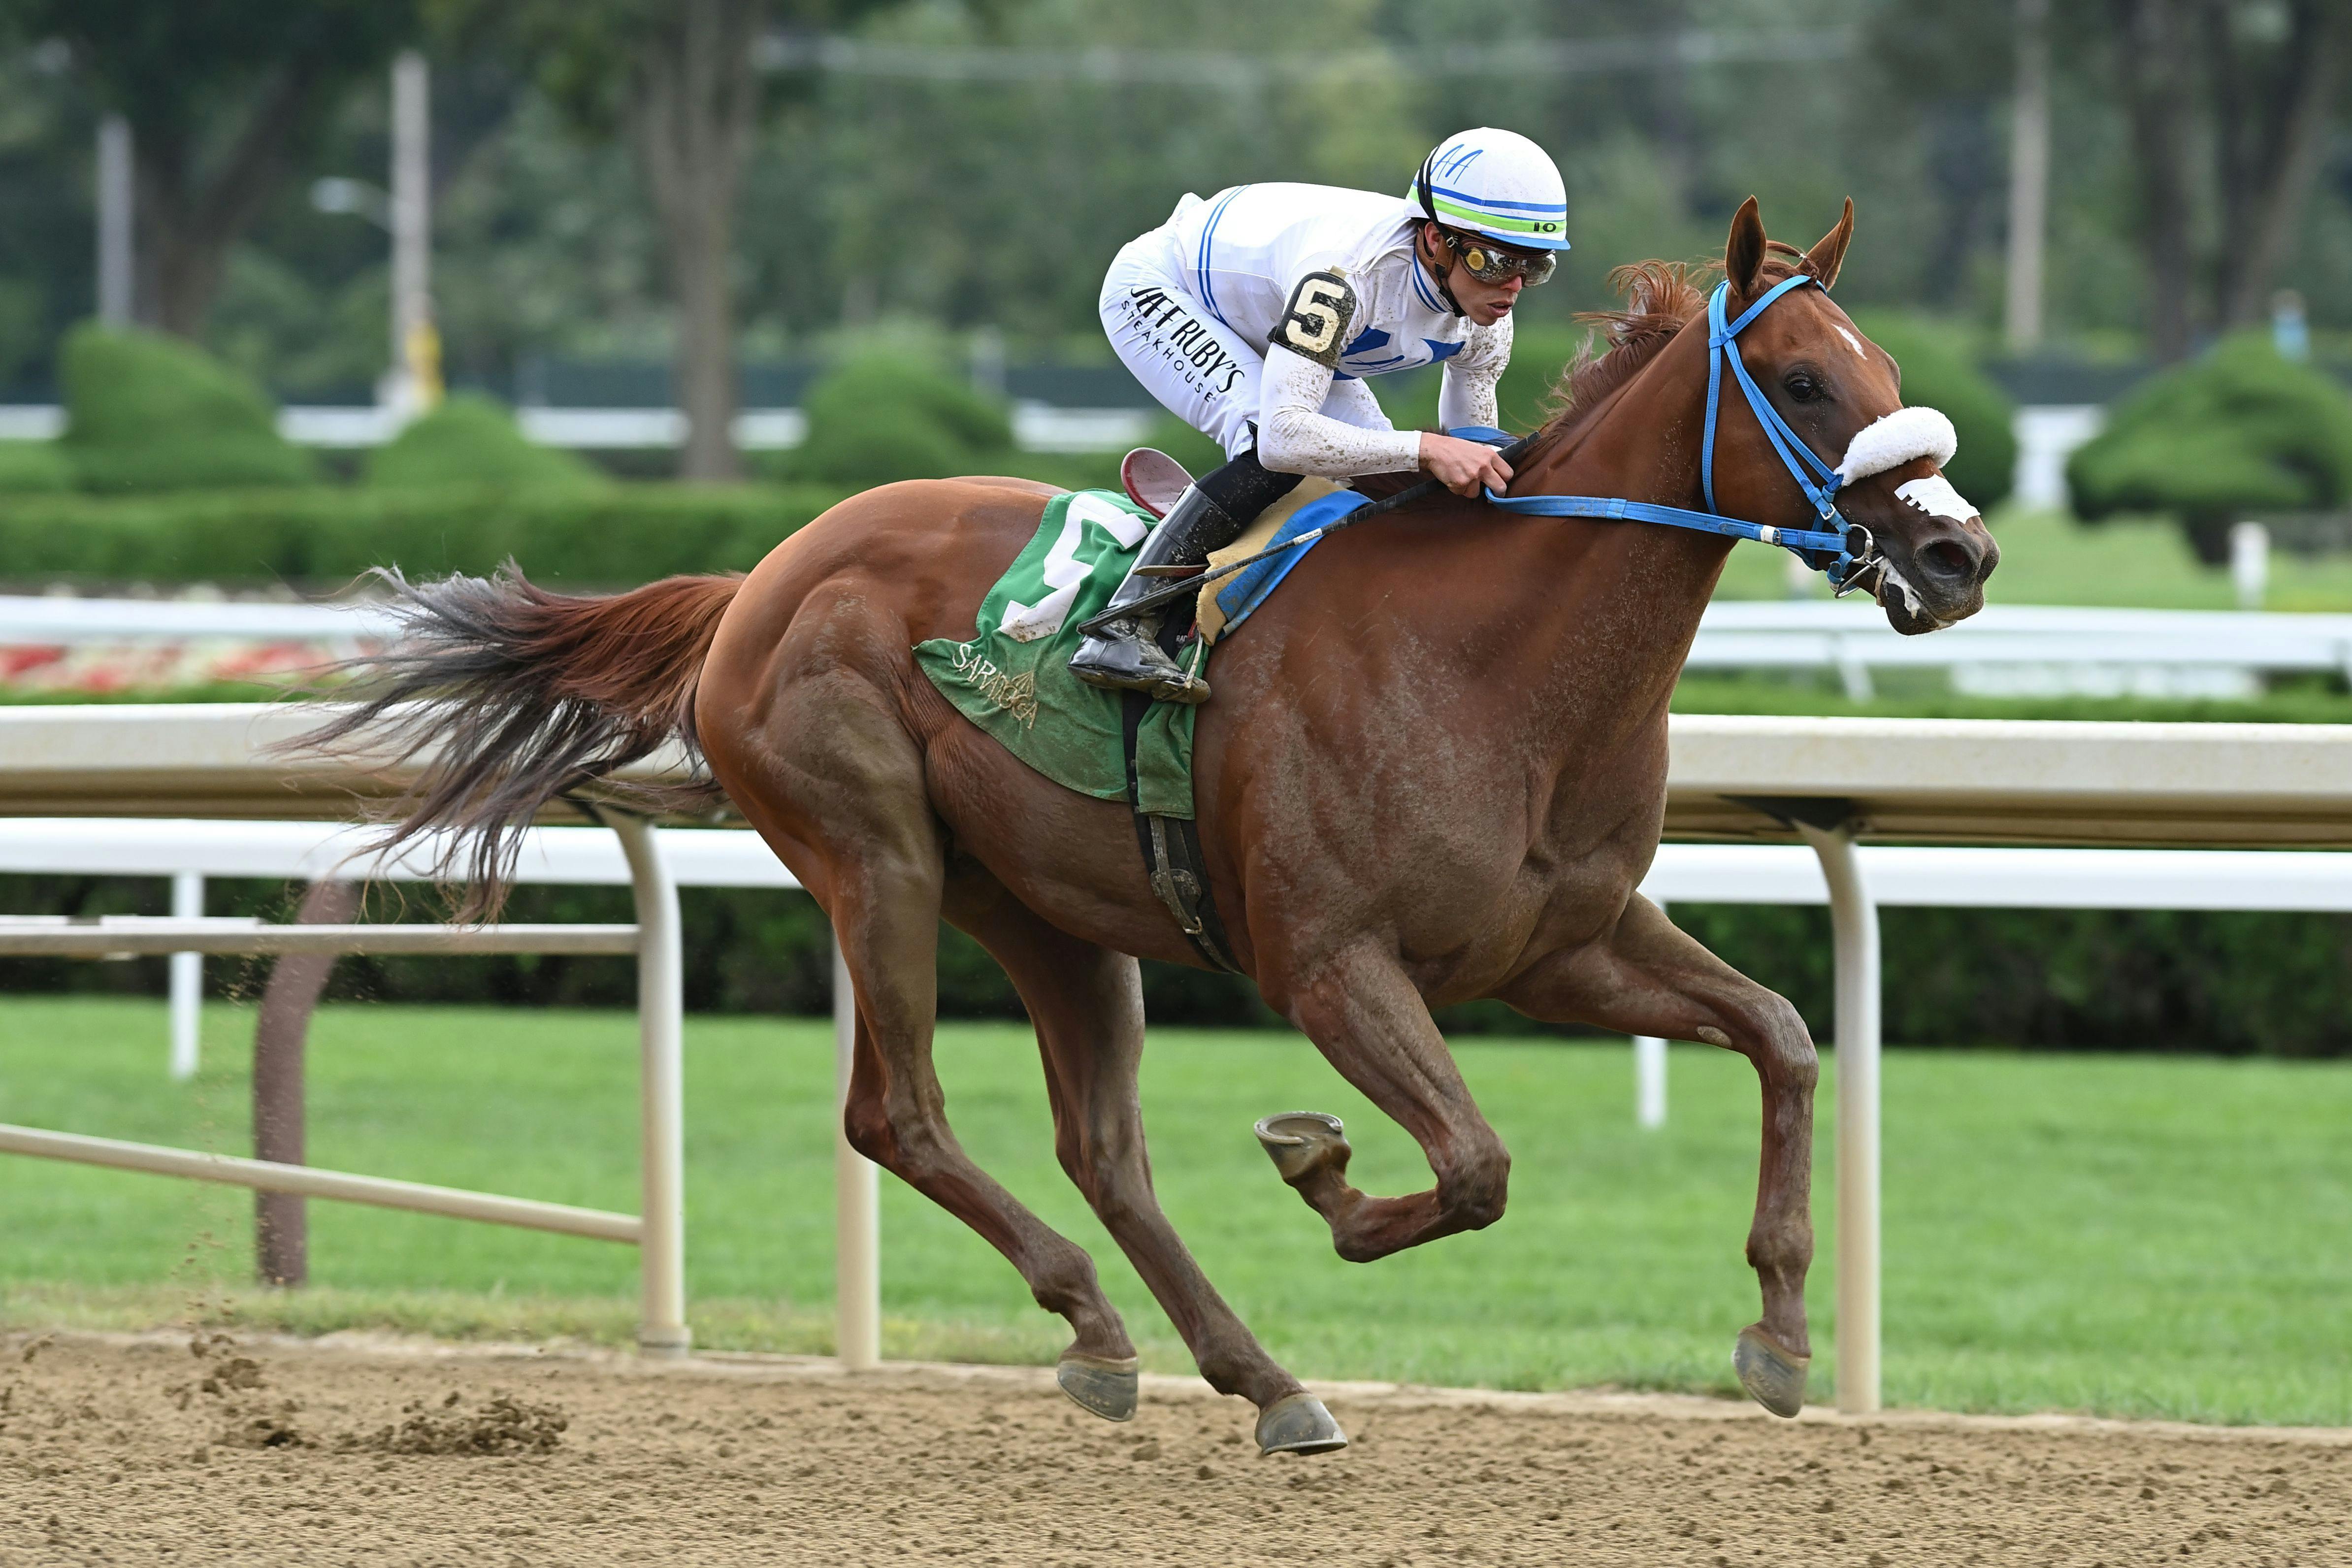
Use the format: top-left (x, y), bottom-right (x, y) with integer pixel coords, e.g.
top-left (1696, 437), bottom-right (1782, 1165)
top-left (1118, 448), bottom-right (1348, 643)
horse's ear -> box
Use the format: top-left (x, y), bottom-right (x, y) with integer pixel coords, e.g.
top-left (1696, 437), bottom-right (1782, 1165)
top-left (1804, 198), bottom-right (1855, 290)
top-left (1726, 196), bottom-right (1765, 296)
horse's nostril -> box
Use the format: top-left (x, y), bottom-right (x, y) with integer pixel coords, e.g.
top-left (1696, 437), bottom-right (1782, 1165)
top-left (1920, 539), bottom-right (1976, 583)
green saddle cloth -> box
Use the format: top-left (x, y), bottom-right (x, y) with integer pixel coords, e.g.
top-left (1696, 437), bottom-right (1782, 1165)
top-left (914, 490), bottom-right (1205, 819)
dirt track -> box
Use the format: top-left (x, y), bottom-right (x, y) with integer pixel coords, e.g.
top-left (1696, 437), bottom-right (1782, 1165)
top-left (1, 1332), bottom-right (2347, 1566)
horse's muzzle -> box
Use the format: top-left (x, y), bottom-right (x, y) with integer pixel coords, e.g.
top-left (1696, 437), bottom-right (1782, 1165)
top-left (1876, 515), bottom-right (1998, 635)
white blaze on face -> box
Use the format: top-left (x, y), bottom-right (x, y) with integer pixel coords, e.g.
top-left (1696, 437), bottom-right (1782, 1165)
top-left (1895, 474), bottom-right (1977, 523)
top-left (1834, 324), bottom-right (1868, 360)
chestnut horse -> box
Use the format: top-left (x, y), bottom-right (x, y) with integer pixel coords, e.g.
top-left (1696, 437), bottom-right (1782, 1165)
top-left (317, 198), bottom-right (1995, 1449)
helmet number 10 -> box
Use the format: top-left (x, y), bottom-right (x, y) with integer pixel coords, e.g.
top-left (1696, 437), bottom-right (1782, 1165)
top-left (1272, 271), bottom-right (1357, 370)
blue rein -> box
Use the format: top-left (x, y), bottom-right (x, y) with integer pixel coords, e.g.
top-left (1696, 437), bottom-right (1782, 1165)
top-left (1469, 276), bottom-right (1877, 593)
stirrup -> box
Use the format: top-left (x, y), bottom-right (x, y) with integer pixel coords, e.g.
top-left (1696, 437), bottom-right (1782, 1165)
top-left (1070, 620), bottom-right (1209, 704)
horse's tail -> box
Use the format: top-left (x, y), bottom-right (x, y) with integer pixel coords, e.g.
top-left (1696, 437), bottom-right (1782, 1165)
top-left (297, 563), bottom-right (744, 916)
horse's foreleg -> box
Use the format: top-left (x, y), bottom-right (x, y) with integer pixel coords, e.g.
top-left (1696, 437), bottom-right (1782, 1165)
top-left (1262, 943), bottom-right (1512, 1264)
top-left (1498, 892), bottom-right (1819, 1416)
top-left (950, 872), bottom-right (1345, 1455)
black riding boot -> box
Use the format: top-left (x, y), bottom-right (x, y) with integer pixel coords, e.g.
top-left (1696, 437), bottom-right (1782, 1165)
top-left (1069, 452), bottom-right (1302, 705)
top-left (1068, 486), bottom-right (1236, 703)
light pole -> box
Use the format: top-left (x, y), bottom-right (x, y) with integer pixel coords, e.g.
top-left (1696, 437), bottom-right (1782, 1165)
top-left (309, 51), bottom-right (438, 420)
top-left (96, 116), bottom-right (133, 325)
top-left (389, 50), bottom-right (436, 415)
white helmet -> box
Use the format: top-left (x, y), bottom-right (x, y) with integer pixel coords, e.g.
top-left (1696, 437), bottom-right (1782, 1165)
top-left (1407, 128), bottom-right (1571, 252)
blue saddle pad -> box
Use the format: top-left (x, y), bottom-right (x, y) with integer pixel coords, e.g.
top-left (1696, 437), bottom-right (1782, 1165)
top-left (1209, 488), bottom-right (1372, 640)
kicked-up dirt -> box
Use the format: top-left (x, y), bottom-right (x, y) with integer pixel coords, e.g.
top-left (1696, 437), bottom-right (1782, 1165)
top-left (0, 1329), bottom-right (2346, 1566)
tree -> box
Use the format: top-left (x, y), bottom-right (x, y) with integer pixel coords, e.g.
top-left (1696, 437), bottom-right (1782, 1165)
top-left (2205, 0), bottom-right (2345, 330)
top-left (449, 0), bottom-right (903, 481)
top-left (5, 0), bottom-right (419, 336)
top-left (2110, 0), bottom-right (2347, 361)
top-left (512, 0), bottom-right (766, 480)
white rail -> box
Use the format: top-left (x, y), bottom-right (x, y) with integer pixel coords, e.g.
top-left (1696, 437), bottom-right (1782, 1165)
top-left (0, 807), bottom-right (695, 1356)
top-left (1687, 600), bottom-right (2352, 699)
top-left (11, 705), bottom-right (2352, 1411)
top-left (0, 1124), bottom-right (640, 1242)
top-left (0, 813), bottom-right (858, 1369)
top-left (0, 918), bottom-right (638, 955)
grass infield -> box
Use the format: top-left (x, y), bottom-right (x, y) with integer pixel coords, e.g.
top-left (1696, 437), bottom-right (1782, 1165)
top-left (2, 998), bottom-right (2347, 1426)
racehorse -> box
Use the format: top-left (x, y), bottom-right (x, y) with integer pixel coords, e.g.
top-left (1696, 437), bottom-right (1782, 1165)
top-left (310, 197), bottom-right (1996, 1451)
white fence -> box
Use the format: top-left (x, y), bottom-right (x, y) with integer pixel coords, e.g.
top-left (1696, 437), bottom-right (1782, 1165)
top-left (1686, 600), bottom-right (2352, 700)
top-left (0, 813), bottom-right (878, 1372)
top-left (0, 399), bottom-right (2093, 477)
top-left (0, 809), bottom-right (698, 1358)
top-left (10, 704), bottom-right (2352, 1414)
top-left (16, 807), bottom-right (2352, 1409)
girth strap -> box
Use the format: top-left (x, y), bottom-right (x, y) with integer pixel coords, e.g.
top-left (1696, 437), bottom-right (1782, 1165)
top-left (1121, 690), bottom-right (1240, 973)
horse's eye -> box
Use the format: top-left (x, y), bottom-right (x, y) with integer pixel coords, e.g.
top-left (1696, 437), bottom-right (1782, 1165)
top-left (1785, 371), bottom-right (1822, 402)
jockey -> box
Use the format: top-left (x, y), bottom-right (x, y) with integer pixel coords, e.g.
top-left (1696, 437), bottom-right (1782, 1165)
top-left (1071, 127), bottom-right (1571, 703)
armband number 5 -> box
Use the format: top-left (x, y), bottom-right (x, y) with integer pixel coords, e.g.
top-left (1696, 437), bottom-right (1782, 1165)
top-left (1271, 271), bottom-right (1356, 370)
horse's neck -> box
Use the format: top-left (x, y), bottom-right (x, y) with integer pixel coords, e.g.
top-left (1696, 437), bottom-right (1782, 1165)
top-left (1503, 328), bottom-right (1731, 729)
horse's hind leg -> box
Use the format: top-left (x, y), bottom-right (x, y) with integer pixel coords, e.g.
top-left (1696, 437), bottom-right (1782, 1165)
top-left (1497, 892), bottom-right (1819, 1417)
top-left (733, 697), bottom-right (1134, 1384)
top-left (947, 870), bottom-right (1346, 1456)
top-left (1257, 942), bottom-right (1514, 1264)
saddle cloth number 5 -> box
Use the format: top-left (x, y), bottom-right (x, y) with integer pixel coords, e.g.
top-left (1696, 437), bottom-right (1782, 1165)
top-left (1271, 270), bottom-right (1357, 371)
top-left (1002, 492), bottom-right (1153, 642)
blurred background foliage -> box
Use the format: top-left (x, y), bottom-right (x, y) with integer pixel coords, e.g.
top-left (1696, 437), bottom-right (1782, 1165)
top-left (2, 0), bottom-right (2347, 399)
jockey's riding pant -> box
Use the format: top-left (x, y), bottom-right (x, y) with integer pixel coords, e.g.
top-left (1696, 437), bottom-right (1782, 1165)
top-left (1099, 183), bottom-right (1510, 476)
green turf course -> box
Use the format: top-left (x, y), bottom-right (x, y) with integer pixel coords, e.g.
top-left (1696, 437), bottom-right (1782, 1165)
top-left (2, 998), bottom-right (2347, 1426)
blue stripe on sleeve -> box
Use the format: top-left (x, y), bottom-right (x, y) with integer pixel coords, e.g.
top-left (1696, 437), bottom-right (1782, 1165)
top-left (1195, 186), bottom-right (1248, 330)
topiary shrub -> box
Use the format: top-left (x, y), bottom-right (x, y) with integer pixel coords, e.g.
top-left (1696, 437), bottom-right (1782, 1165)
top-left (58, 323), bottom-right (317, 493)
top-left (364, 392), bottom-right (606, 490)
top-left (1847, 310), bottom-right (2017, 511)
top-left (2066, 331), bottom-right (2352, 563)
top-left (0, 441), bottom-right (74, 494)
top-left (791, 354), bottom-right (1016, 487)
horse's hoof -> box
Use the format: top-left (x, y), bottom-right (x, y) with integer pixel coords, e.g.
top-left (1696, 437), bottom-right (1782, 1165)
top-left (1055, 1352), bottom-right (1139, 1422)
top-left (1254, 1391), bottom-right (1348, 1456)
top-left (1254, 1111), bottom-right (1350, 1184)
top-left (1733, 1324), bottom-right (1810, 1418)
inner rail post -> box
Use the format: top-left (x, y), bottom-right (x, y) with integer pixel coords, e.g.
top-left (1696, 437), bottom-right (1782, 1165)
top-left (169, 871), bottom-right (203, 1080)
top-left (602, 808), bottom-right (690, 1357)
top-left (834, 930), bottom-right (881, 1370)
top-left (1796, 816), bottom-right (1881, 1416)
top-left (1633, 897), bottom-right (1669, 1128)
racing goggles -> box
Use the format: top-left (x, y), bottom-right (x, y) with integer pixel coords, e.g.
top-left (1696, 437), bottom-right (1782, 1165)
top-left (1441, 229), bottom-right (1557, 287)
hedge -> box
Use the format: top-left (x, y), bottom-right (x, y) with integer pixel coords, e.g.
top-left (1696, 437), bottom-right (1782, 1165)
top-left (783, 354), bottom-right (1020, 487)
top-left (0, 482), bottom-right (854, 587)
top-left (0, 440), bottom-right (74, 494)
top-left (59, 324), bottom-right (318, 493)
top-left (2068, 331), bottom-right (2352, 561)
top-left (365, 393), bottom-right (608, 492)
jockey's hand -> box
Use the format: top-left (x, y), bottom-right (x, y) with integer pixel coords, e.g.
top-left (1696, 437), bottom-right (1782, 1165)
top-left (1419, 433), bottom-right (1513, 498)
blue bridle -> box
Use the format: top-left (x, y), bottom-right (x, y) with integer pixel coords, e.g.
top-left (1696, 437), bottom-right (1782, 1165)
top-left (1470, 275), bottom-right (1883, 595)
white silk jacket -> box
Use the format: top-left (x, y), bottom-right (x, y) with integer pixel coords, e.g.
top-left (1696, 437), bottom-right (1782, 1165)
top-left (1154, 183), bottom-right (1511, 477)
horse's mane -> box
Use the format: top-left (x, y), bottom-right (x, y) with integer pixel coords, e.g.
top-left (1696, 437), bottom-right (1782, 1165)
top-left (1534, 243), bottom-right (1809, 446)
